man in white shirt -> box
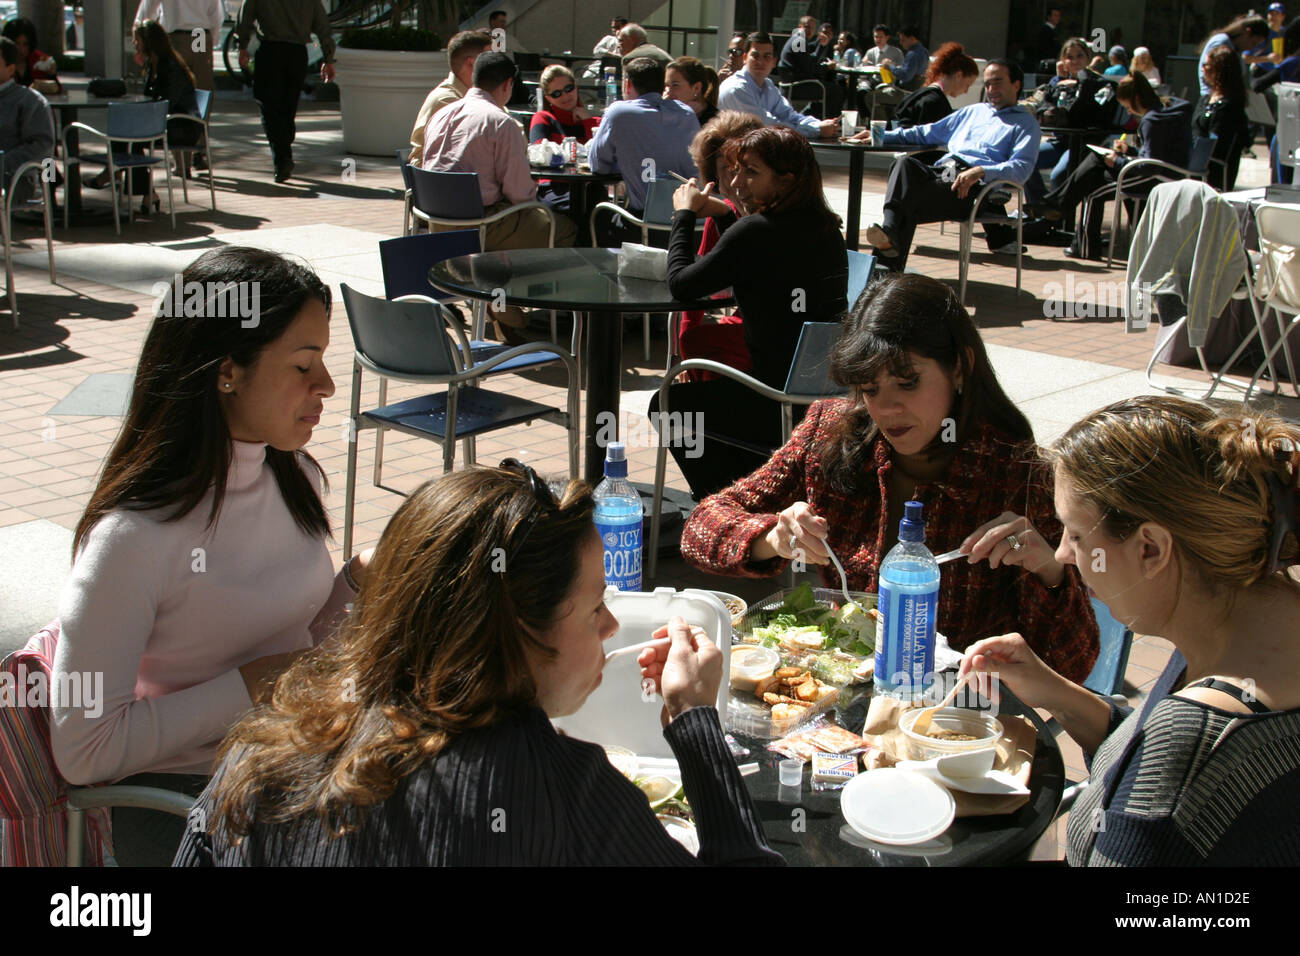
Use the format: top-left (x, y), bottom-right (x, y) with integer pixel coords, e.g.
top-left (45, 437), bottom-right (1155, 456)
top-left (135, 0), bottom-right (224, 91)
top-left (718, 32), bottom-right (837, 139)
top-left (422, 52), bottom-right (577, 337)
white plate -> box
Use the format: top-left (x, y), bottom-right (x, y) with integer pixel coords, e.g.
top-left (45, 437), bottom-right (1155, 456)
top-left (840, 768), bottom-right (956, 845)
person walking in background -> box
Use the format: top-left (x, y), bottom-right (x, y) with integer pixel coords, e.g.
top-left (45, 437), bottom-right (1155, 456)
top-left (236, 0), bottom-right (335, 184)
top-left (66, 5), bottom-right (85, 51)
top-left (135, 0), bottom-right (224, 93)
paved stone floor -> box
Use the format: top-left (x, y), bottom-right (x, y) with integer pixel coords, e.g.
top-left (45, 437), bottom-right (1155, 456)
top-left (1, 80), bottom-right (1294, 862)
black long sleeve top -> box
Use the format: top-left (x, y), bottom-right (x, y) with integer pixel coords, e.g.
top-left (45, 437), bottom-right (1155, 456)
top-left (893, 85), bottom-right (953, 128)
top-left (173, 706), bottom-right (784, 866)
top-left (668, 205), bottom-right (848, 389)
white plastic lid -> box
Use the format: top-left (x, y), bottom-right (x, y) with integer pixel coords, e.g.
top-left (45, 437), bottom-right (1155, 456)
top-left (840, 768), bottom-right (956, 845)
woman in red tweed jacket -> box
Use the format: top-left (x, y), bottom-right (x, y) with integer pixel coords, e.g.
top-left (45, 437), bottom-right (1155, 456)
top-left (681, 274), bottom-right (1098, 682)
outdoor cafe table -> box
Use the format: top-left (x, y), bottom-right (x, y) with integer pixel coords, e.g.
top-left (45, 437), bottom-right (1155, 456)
top-left (810, 139), bottom-right (919, 251)
top-left (45, 91), bottom-right (151, 225)
top-left (429, 247), bottom-right (733, 483)
top-left (738, 681), bottom-right (1065, 865)
top-left (529, 164), bottom-right (622, 242)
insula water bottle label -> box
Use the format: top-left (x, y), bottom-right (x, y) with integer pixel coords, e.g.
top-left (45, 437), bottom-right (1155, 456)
top-left (875, 582), bottom-right (937, 694)
top-left (597, 519), bottom-right (642, 590)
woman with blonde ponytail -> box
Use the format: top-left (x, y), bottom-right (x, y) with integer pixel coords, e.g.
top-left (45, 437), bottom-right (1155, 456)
top-left (962, 395), bottom-right (1300, 865)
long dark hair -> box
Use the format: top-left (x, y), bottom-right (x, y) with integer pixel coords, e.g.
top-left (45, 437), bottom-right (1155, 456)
top-left (1203, 44), bottom-right (1246, 101)
top-left (210, 468), bottom-right (596, 839)
top-left (74, 247), bottom-right (332, 556)
top-left (1205, 15), bottom-right (1269, 49)
top-left (722, 126), bottom-right (841, 230)
top-left (135, 19), bottom-right (196, 85)
top-left (820, 273), bottom-right (1033, 496)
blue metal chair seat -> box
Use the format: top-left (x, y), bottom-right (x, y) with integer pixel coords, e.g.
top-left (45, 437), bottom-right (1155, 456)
top-left (362, 385), bottom-right (565, 441)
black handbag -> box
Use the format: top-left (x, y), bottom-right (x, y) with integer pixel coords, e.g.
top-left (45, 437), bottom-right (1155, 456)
top-left (87, 77), bottom-right (126, 98)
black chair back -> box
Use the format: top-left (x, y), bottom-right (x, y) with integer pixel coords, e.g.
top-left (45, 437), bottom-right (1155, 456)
top-left (341, 283), bottom-right (461, 377)
top-left (783, 322), bottom-right (848, 398)
top-left (379, 230), bottom-right (481, 301)
top-left (409, 166), bottom-right (486, 220)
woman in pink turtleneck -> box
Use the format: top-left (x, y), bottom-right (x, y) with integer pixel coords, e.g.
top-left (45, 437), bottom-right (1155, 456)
top-left (51, 247), bottom-right (369, 862)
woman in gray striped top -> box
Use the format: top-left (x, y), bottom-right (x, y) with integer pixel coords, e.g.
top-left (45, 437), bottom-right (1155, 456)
top-left (960, 396), bottom-right (1300, 865)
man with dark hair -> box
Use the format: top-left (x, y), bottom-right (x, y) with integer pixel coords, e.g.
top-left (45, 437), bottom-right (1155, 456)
top-left (865, 60), bottom-right (1039, 269)
top-left (488, 10), bottom-right (507, 29)
top-left (1037, 6), bottom-right (1063, 63)
top-left (871, 25), bottom-right (929, 112)
top-left (718, 32), bottom-right (838, 138)
top-left (594, 17), bottom-right (629, 58)
top-left (589, 56), bottom-right (699, 217)
top-left (863, 24), bottom-right (902, 67)
top-left (0, 36), bottom-right (54, 203)
top-left (236, 0), bottom-right (336, 183)
top-left (618, 22), bottom-right (672, 68)
top-left (409, 30), bottom-right (493, 163)
top-left (422, 51), bottom-right (578, 338)
top-left (779, 14), bottom-right (843, 116)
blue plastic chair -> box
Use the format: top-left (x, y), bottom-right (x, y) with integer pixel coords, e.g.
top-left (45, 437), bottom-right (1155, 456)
top-left (61, 100), bottom-right (175, 233)
top-left (339, 283), bottom-right (580, 557)
top-left (846, 250), bottom-right (876, 307)
top-left (1082, 595), bottom-right (1133, 697)
top-left (168, 88), bottom-right (216, 211)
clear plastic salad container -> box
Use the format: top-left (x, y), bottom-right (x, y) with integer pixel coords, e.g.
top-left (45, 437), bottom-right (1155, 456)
top-left (733, 585), bottom-right (878, 687)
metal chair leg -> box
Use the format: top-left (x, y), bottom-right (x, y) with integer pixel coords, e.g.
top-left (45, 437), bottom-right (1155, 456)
top-left (373, 377), bottom-right (388, 486)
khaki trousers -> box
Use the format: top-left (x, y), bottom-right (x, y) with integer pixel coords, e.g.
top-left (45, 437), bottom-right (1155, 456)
top-left (171, 29), bottom-right (215, 91)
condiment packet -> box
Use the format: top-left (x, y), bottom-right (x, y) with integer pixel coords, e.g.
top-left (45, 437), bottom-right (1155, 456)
top-left (811, 751), bottom-right (858, 791)
top-left (768, 720), bottom-right (869, 763)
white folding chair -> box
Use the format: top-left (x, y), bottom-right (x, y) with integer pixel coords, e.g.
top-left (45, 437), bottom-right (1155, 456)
top-left (1, 154), bottom-right (56, 329)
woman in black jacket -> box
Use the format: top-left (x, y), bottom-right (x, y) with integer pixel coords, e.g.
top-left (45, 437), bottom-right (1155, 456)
top-left (890, 41), bottom-right (978, 128)
top-left (1195, 45), bottom-right (1250, 191)
top-left (92, 20), bottom-right (200, 210)
top-left (1030, 72), bottom-right (1192, 259)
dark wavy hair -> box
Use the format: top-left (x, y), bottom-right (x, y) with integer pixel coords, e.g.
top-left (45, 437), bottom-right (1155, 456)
top-left (1202, 44), bottom-right (1246, 101)
top-left (820, 273), bottom-right (1033, 496)
top-left (721, 126), bottom-right (841, 229)
top-left (209, 467), bottom-right (596, 839)
top-left (135, 19), bottom-right (195, 85)
top-left (73, 247), bottom-right (332, 556)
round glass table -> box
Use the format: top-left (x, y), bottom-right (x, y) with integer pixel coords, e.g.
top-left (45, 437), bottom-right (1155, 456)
top-left (429, 247), bottom-right (733, 482)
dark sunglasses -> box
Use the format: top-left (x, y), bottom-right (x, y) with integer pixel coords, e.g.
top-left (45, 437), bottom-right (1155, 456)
top-left (546, 83), bottom-right (576, 98)
top-left (499, 458), bottom-right (559, 568)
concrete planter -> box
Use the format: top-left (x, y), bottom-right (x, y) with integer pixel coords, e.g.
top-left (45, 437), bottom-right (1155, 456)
top-left (335, 47), bottom-right (447, 156)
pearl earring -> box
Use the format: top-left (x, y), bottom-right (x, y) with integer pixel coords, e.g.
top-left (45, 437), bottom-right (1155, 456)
top-left (223, 383), bottom-right (232, 390)
top-left (956, 383), bottom-right (963, 395)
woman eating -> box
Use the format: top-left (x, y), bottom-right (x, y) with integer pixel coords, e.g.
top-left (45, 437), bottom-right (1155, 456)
top-left (53, 247), bottom-right (369, 864)
top-left (1027, 71), bottom-right (1192, 259)
top-left (1195, 45), bottom-right (1250, 191)
top-left (650, 125), bottom-right (848, 498)
top-left (963, 396), bottom-right (1300, 865)
top-left (674, 111), bottom-right (762, 380)
top-left (664, 56), bottom-right (719, 126)
top-left (681, 273), bottom-right (1099, 683)
top-left (174, 466), bottom-right (782, 866)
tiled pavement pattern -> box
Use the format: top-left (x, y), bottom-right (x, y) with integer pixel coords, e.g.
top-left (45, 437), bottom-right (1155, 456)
top-left (1, 83), bottom-right (1294, 862)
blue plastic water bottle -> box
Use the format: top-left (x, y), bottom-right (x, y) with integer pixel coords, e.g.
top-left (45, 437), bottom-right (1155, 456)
top-left (593, 442), bottom-right (642, 591)
top-left (603, 67), bottom-right (619, 107)
top-left (874, 500), bottom-right (940, 699)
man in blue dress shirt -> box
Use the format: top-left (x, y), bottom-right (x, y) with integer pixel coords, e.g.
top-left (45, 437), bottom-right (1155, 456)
top-left (864, 60), bottom-right (1040, 271)
top-left (718, 32), bottom-right (839, 139)
top-left (588, 56), bottom-right (700, 242)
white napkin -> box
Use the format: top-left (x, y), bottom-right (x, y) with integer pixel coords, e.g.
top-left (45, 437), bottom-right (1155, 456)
top-left (617, 242), bottom-right (669, 282)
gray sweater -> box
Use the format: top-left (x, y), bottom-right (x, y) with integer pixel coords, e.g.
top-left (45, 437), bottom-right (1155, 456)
top-left (0, 79), bottom-right (54, 192)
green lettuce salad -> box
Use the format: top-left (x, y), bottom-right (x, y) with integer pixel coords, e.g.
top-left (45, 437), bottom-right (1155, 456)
top-left (748, 583), bottom-right (875, 657)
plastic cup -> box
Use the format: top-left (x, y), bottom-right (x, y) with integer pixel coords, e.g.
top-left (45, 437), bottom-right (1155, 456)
top-left (841, 109), bottom-right (858, 135)
top-left (779, 758), bottom-right (803, 787)
top-left (870, 120), bottom-right (886, 146)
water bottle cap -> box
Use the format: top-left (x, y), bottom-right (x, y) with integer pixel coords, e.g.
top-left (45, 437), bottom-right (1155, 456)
top-left (604, 442), bottom-right (628, 477)
top-left (899, 500), bottom-right (926, 542)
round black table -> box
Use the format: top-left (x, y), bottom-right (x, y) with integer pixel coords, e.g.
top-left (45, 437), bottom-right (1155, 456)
top-left (429, 247), bottom-right (733, 482)
top-left (529, 164), bottom-right (621, 243)
top-left (810, 139), bottom-right (919, 250)
top-left (736, 682), bottom-right (1065, 865)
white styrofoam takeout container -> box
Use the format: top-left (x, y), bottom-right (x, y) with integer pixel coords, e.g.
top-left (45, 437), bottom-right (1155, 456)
top-left (552, 587), bottom-right (733, 760)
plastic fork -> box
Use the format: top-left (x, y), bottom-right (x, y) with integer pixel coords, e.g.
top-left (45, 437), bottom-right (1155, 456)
top-left (821, 539), bottom-right (865, 614)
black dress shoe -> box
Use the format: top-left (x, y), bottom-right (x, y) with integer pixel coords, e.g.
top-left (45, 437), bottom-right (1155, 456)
top-left (1024, 201), bottom-right (1063, 221)
top-left (1063, 242), bottom-right (1102, 261)
top-left (274, 160), bottom-right (295, 183)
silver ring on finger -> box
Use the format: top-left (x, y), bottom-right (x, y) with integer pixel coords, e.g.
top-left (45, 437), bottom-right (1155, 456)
top-left (1005, 532), bottom-right (1023, 551)
top-left (789, 535), bottom-right (799, 554)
